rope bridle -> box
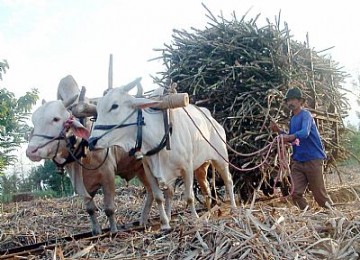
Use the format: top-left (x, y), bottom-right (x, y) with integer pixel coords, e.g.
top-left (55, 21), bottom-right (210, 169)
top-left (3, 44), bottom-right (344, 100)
top-left (30, 115), bottom-right (109, 171)
top-left (30, 116), bottom-right (75, 161)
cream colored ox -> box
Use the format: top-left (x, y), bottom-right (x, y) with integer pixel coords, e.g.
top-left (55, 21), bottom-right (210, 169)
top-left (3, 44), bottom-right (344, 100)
top-left (25, 75), bottom-right (158, 235)
top-left (25, 76), bottom-right (212, 234)
top-left (88, 82), bottom-right (237, 230)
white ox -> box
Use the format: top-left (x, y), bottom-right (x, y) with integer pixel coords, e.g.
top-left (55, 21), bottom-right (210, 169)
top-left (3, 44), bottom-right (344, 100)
top-left (88, 84), bottom-right (237, 230)
top-left (25, 76), bottom-right (156, 235)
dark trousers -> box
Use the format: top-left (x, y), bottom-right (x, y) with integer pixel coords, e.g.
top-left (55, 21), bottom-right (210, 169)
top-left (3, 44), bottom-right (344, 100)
top-left (291, 159), bottom-right (331, 209)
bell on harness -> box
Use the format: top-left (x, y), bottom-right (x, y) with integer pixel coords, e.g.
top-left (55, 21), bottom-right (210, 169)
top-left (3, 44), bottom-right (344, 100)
top-left (134, 150), bottom-right (144, 160)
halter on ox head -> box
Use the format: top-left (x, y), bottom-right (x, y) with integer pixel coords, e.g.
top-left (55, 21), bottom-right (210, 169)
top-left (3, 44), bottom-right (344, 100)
top-left (88, 78), bottom-right (159, 151)
top-left (26, 95), bottom-right (90, 163)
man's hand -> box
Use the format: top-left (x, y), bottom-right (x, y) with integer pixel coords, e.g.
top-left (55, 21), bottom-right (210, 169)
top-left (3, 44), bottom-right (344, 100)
top-left (280, 134), bottom-right (296, 142)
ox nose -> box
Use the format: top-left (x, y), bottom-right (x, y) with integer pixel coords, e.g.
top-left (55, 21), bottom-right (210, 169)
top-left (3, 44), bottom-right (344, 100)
top-left (88, 137), bottom-right (98, 151)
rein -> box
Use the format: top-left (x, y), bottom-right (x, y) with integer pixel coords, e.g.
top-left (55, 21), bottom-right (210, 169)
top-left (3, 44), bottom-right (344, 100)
top-left (30, 133), bottom-right (66, 153)
top-left (182, 106), bottom-right (290, 173)
top-left (92, 109), bottom-right (140, 142)
top-left (183, 106), bottom-right (294, 196)
top-left (53, 140), bottom-right (110, 171)
top-left (181, 107), bottom-right (274, 172)
top-left (30, 115), bottom-right (109, 171)
top-left (30, 115), bottom-right (77, 153)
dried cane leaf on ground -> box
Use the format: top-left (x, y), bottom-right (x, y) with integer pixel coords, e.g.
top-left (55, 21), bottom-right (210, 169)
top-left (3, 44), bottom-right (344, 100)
top-left (0, 170), bottom-right (359, 259)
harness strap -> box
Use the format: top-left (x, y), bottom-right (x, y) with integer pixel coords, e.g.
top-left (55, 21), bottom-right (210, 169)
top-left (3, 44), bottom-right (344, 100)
top-left (32, 134), bottom-right (64, 140)
top-left (129, 109), bottom-right (172, 157)
top-left (53, 138), bottom-right (88, 168)
top-left (129, 109), bottom-right (145, 157)
top-left (93, 110), bottom-right (140, 130)
top-left (135, 109), bottom-right (144, 151)
top-left (163, 109), bottom-right (171, 150)
top-left (144, 125), bottom-right (172, 156)
top-left (92, 107), bottom-right (171, 159)
top-left (93, 122), bottom-right (139, 130)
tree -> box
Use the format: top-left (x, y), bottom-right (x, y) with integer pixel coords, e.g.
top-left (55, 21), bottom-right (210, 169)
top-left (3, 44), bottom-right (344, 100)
top-left (0, 59), bottom-right (39, 174)
top-left (0, 160), bottom-right (74, 197)
top-left (0, 172), bottom-right (18, 195)
top-left (33, 160), bottom-right (73, 196)
top-left (0, 59), bottom-right (9, 80)
top-left (349, 72), bottom-right (360, 130)
top-left (342, 123), bottom-right (360, 163)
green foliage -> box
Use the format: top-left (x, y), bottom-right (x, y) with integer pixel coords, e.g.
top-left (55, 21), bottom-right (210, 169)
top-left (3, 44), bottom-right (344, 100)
top-left (0, 172), bottom-right (18, 195)
top-left (31, 160), bottom-right (74, 197)
top-left (0, 58), bottom-right (39, 174)
top-left (0, 193), bottom-right (12, 203)
top-left (0, 160), bottom-right (74, 200)
top-left (0, 189), bottom-right (62, 203)
top-left (115, 175), bottom-right (142, 187)
top-left (0, 88), bottom-right (39, 174)
top-left (342, 124), bottom-right (360, 164)
top-left (349, 73), bottom-right (360, 127)
top-left (32, 189), bottom-right (59, 199)
top-left (0, 59), bottom-right (9, 81)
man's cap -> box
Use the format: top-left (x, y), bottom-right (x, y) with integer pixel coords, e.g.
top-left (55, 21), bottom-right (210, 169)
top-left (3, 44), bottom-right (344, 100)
top-left (284, 87), bottom-right (304, 101)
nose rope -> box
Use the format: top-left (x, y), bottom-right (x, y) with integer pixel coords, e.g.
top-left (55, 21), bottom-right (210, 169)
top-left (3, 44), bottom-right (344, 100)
top-left (30, 134), bottom-right (65, 153)
top-left (63, 116), bottom-right (75, 129)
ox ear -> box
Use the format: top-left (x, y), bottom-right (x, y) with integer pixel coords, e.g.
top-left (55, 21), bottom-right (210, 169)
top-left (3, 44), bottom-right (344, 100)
top-left (63, 94), bottom-right (79, 108)
top-left (42, 99), bottom-right (47, 105)
top-left (131, 98), bottom-right (161, 109)
top-left (70, 120), bottom-right (90, 140)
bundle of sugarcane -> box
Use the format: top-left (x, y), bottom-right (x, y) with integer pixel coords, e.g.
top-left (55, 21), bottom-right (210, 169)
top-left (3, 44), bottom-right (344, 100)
top-left (151, 5), bottom-right (350, 200)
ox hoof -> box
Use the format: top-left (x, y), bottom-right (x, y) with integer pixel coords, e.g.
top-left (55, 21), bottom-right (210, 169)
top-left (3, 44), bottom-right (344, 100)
top-left (110, 227), bottom-right (118, 234)
top-left (160, 226), bottom-right (172, 233)
top-left (92, 228), bottom-right (102, 236)
top-left (157, 178), bottom-right (168, 190)
top-left (153, 227), bottom-right (172, 238)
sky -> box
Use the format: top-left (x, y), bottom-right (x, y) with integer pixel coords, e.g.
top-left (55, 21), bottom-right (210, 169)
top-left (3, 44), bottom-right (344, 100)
top-left (1, 0), bottom-right (360, 169)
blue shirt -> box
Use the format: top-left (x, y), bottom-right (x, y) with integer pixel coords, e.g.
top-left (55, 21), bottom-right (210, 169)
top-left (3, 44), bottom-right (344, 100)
top-left (288, 109), bottom-right (326, 162)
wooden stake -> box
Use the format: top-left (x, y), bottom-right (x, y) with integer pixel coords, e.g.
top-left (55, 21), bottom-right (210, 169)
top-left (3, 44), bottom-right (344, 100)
top-left (108, 53), bottom-right (113, 90)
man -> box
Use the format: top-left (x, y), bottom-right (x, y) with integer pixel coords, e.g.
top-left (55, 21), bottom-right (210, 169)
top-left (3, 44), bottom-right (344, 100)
top-left (270, 86), bottom-right (332, 210)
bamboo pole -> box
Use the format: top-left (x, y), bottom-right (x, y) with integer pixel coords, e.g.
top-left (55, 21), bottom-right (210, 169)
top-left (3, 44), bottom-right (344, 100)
top-left (108, 53), bottom-right (113, 90)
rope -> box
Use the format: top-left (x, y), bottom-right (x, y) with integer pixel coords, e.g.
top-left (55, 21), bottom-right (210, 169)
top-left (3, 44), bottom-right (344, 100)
top-left (194, 106), bottom-right (272, 157)
top-left (66, 146), bottom-right (110, 171)
top-left (272, 136), bottom-right (295, 197)
top-left (182, 107), bottom-right (279, 172)
top-left (189, 106), bottom-right (294, 210)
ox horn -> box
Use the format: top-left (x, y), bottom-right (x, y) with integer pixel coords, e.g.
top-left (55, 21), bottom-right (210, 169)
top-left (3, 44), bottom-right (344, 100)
top-left (79, 85), bottom-right (86, 102)
top-left (71, 86), bottom-right (97, 117)
top-left (121, 77), bottom-right (143, 93)
top-left (136, 80), bottom-right (143, 97)
top-left (63, 94), bottom-right (79, 108)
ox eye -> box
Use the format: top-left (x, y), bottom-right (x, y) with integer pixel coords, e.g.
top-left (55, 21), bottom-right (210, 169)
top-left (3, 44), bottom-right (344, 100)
top-left (53, 117), bottom-right (60, 122)
top-left (109, 104), bottom-right (118, 111)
